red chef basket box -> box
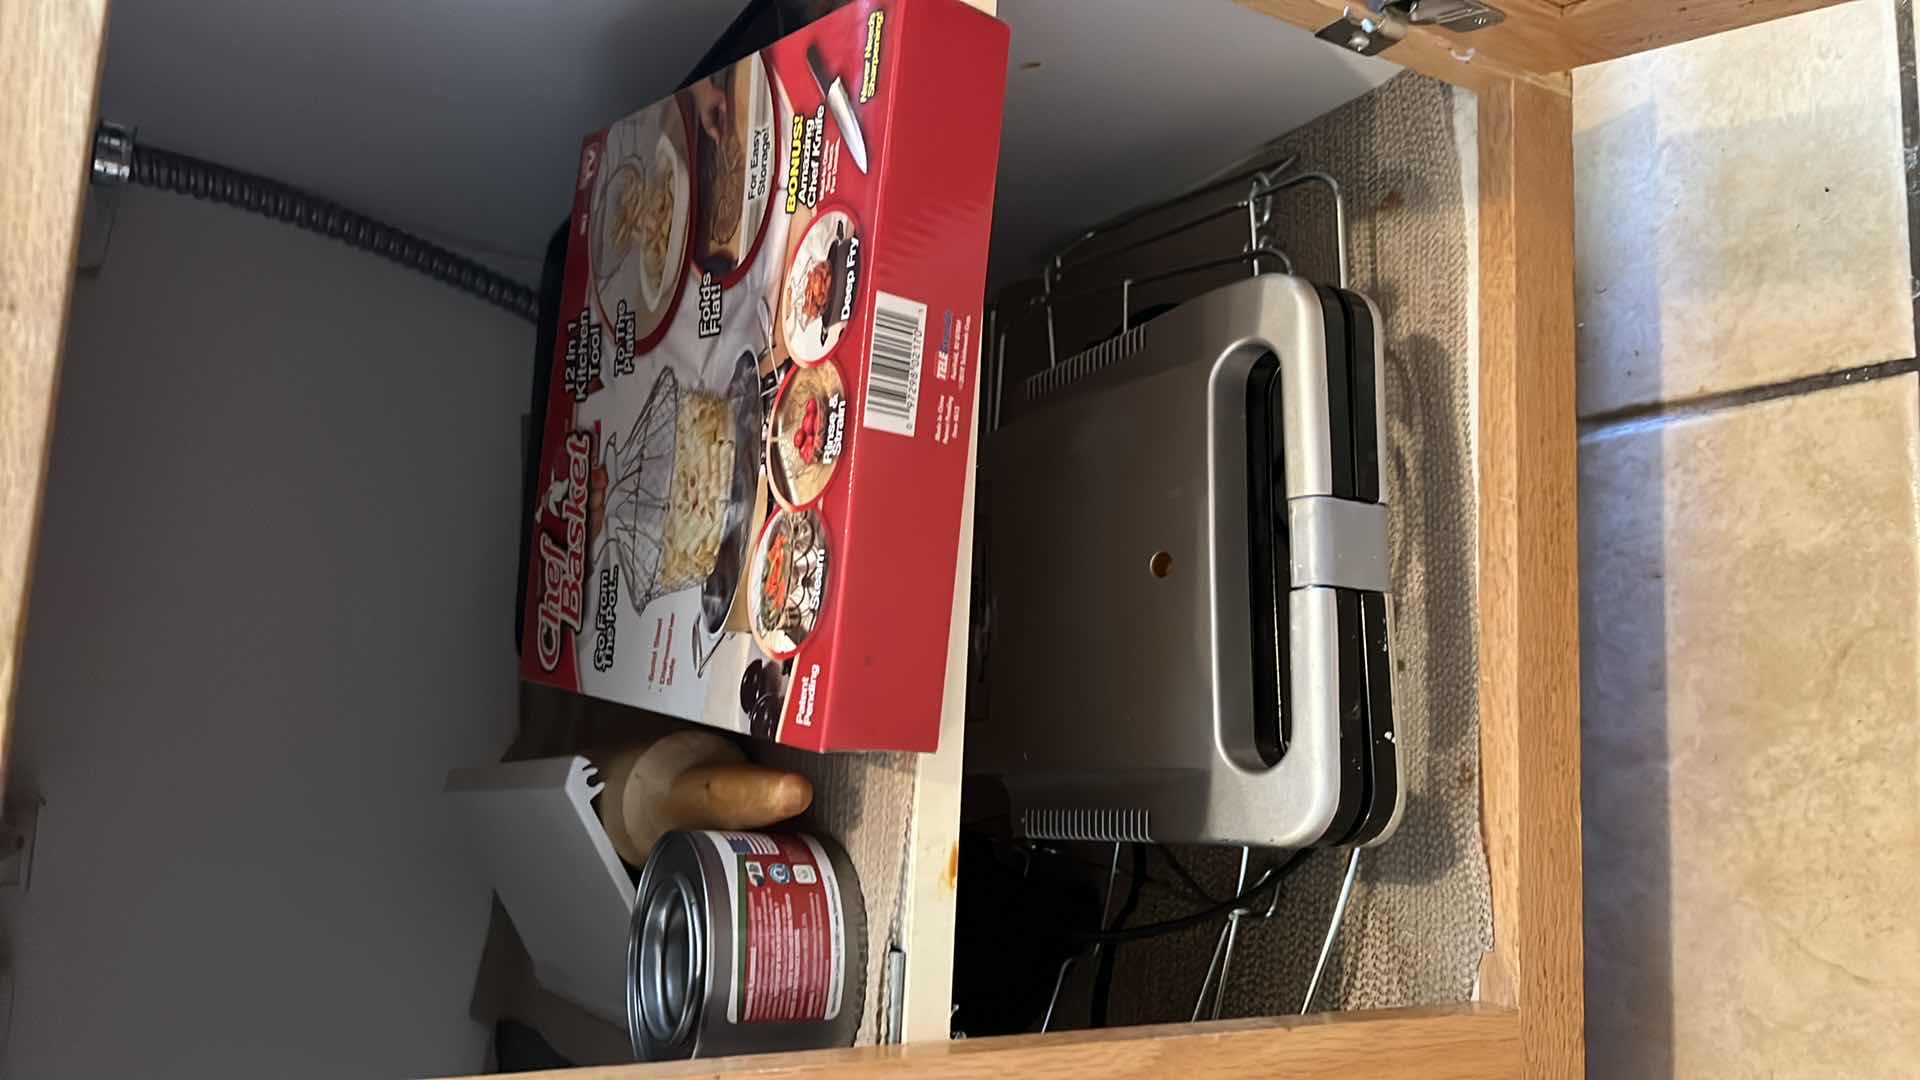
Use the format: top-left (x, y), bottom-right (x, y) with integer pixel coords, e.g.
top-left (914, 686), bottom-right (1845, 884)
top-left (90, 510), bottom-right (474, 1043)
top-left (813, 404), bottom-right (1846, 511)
top-left (520, 0), bottom-right (1008, 752)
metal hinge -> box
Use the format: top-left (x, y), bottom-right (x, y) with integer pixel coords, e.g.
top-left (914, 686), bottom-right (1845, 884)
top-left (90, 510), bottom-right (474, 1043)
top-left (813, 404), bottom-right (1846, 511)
top-left (1315, 1), bottom-right (1506, 56)
top-left (91, 120), bottom-right (135, 186)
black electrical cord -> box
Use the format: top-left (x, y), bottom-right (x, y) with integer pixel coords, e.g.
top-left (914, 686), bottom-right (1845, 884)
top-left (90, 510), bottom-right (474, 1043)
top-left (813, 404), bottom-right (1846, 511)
top-left (123, 140), bottom-right (540, 324)
top-left (1068, 849), bottom-right (1313, 946)
top-left (1152, 844), bottom-right (1223, 907)
top-left (1088, 844), bottom-right (1147, 1028)
top-left (1012, 844), bottom-right (1216, 907)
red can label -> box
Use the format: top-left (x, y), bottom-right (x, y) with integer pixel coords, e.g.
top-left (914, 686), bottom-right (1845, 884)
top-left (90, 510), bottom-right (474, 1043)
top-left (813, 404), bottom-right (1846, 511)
top-left (697, 830), bottom-right (846, 1023)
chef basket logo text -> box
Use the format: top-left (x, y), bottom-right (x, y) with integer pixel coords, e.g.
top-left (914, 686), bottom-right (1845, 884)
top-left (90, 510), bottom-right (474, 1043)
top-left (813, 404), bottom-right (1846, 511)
top-left (536, 431), bottom-right (595, 672)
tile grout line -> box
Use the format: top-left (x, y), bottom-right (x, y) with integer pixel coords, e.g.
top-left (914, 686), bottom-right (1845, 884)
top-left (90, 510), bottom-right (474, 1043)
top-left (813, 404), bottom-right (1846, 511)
top-left (1584, 2), bottom-right (1920, 445)
top-left (1579, 357), bottom-right (1920, 442)
top-left (1883, 0), bottom-right (1920, 459)
top-left (1894, 0), bottom-right (1920, 342)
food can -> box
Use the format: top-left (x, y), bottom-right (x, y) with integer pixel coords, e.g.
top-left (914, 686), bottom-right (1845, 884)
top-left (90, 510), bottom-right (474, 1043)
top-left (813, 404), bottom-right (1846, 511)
top-left (628, 829), bottom-right (866, 1061)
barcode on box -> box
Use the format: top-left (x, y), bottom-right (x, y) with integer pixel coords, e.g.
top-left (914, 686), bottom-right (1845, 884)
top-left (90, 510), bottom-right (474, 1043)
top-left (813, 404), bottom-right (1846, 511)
top-left (863, 291), bottom-right (926, 437)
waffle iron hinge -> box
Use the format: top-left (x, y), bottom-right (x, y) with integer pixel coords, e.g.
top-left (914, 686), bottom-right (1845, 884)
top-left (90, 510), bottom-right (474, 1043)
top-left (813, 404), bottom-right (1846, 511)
top-left (1288, 496), bottom-right (1389, 593)
top-left (1314, 1), bottom-right (1506, 57)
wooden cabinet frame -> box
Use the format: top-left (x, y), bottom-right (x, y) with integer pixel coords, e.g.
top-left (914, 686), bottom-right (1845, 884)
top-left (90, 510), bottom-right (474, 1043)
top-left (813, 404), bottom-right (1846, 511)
top-left (0, 2), bottom-right (1847, 1077)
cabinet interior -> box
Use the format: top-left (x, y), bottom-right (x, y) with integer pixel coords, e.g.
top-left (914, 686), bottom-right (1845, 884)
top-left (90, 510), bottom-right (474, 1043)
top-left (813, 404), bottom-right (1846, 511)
top-left (5, 1), bottom-right (1506, 1075)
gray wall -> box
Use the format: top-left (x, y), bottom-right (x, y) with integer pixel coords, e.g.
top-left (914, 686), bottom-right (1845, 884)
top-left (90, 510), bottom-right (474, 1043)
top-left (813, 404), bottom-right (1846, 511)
top-left (1, 188), bottom-right (531, 1077)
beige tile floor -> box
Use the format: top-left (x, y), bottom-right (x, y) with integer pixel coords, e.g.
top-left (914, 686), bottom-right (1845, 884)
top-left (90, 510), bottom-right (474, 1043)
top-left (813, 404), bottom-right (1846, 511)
top-left (1573, 0), bottom-right (1915, 418)
top-left (1574, 2), bottom-right (1920, 1076)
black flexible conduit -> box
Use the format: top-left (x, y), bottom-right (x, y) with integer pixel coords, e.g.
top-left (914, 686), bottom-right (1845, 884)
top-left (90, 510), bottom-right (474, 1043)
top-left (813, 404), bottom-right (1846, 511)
top-left (106, 2), bottom-right (800, 326)
top-left (124, 141), bottom-right (541, 323)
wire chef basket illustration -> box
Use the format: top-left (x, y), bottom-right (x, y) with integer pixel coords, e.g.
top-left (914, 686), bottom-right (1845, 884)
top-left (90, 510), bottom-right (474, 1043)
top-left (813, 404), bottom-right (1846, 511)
top-left (595, 366), bottom-right (683, 615)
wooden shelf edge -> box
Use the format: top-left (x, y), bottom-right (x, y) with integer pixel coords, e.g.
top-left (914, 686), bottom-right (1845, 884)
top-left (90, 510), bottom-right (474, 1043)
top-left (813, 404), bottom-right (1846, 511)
top-left (474, 1005), bottom-right (1524, 1080)
top-left (896, 365), bottom-right (982, 1041)
top-left (895, 0), bottom-right (992, 1042)
top-left (0, 0), bottom-right (111, 804)
top-left (1473, 77), bottom-right (1585, 1079)
top-left (1232, 0), bottom-right (1851, 91)
top-left (1233, 0), bottom-right (1569, 95)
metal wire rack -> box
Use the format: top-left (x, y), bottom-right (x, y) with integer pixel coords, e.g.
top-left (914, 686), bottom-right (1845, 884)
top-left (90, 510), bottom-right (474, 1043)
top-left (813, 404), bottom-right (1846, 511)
top-left (983, 155), bottom-right (1365, 1029)
top-left (987, 155), bottom-right (1350, 436)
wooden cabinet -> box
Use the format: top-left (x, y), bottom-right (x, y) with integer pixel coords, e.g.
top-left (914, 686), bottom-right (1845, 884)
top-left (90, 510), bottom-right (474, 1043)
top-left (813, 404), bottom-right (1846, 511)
top-left (0, 2), bottom-right (1847, 1077)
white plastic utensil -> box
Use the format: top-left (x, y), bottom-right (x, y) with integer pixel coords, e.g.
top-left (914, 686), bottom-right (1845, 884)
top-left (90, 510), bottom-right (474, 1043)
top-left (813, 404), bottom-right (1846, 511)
top-left (444, 756), bottom-right (635, 1025)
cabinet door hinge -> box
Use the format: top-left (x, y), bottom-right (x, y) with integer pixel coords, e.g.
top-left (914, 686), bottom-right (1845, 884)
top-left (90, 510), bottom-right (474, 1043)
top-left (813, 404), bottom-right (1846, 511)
top-left (1315, 1), bottom-right (1506, 57)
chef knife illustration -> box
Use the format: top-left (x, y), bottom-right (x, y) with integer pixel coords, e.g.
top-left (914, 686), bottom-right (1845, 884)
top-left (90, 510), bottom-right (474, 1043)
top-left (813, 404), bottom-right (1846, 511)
top-left (806, 43), bottom-right (869, 174)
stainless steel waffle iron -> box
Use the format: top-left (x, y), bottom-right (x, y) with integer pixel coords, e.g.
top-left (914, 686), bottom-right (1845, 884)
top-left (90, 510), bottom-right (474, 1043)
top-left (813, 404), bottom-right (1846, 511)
top-left (969, 272), bottom-right (1403, 849)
